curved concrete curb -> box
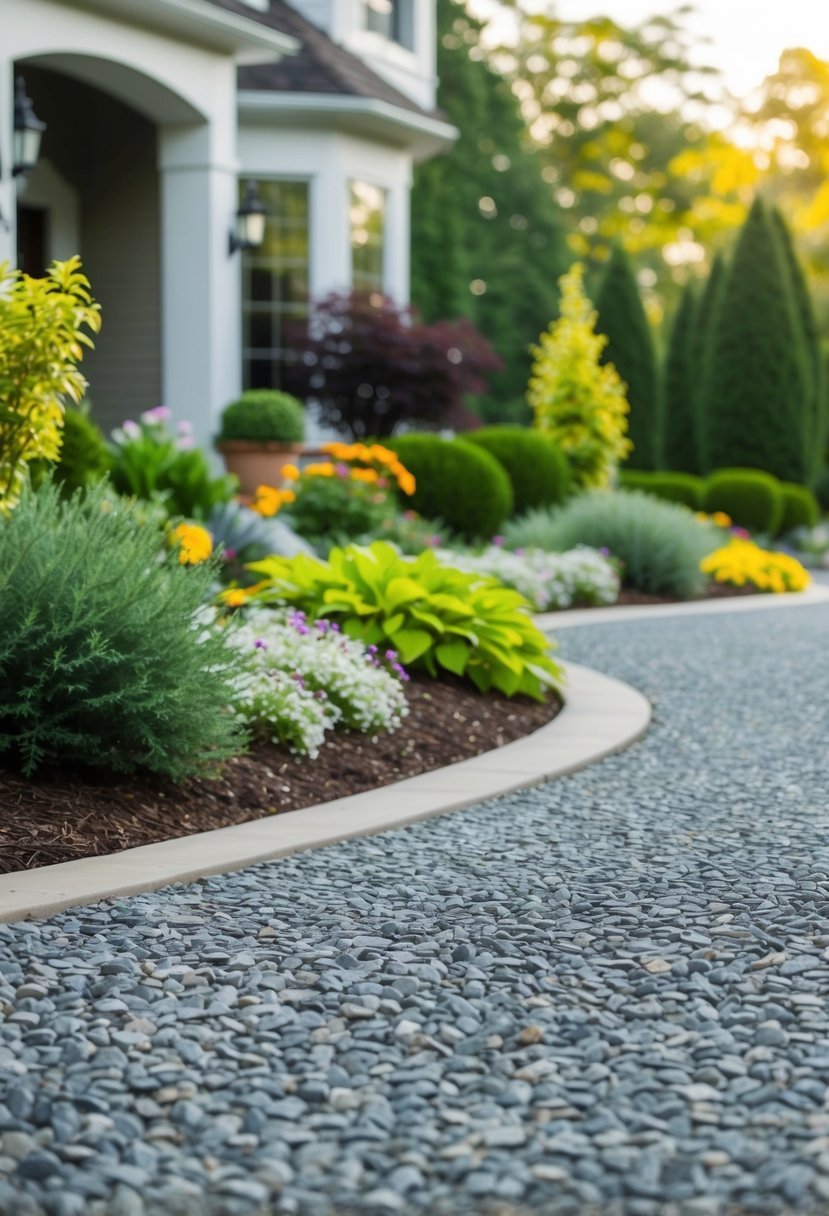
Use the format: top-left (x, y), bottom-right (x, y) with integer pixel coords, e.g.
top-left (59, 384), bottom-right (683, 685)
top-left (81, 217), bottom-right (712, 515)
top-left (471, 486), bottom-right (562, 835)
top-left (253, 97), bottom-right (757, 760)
top-left (536, 581), bottom-right (829, 632)
top-left (0, 660), bottom-right (650, 924)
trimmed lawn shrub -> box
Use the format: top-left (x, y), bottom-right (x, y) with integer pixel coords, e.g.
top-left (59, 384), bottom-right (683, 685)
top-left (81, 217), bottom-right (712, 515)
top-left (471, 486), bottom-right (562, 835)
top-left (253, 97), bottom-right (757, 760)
top-left (464, 426), bottom-right (570, 516)
top-left (504, 490), bottom-right (717, 598)
top-left (218, 390), bottom-right (305, 443)
top-left (389, 434), bottom-right (513, 539)
top-left (619, 470), bottom-right (706, 511)
top-left (779, 482), bottom-right (820, 534)
top-left (703, 468), bottom-right (784, 535)
top-left (0, 480), bottom-right (246, 779)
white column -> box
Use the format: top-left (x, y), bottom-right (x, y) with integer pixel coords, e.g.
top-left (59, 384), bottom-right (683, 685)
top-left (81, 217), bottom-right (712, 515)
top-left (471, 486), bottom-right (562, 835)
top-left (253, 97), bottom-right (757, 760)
top-left (384, 173), bottom-right (411, 304)
top-left (309, 153), bottom-right (350, 299)
top-left (0, 58), bottom-right (15, 267)
top-left (158, 119), bottom-right (241, 456)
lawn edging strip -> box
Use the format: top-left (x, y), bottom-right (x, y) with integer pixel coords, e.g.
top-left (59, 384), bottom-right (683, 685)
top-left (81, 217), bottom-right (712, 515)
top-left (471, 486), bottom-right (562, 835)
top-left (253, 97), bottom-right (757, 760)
top-left (0, 660), bottom-right (649, 923)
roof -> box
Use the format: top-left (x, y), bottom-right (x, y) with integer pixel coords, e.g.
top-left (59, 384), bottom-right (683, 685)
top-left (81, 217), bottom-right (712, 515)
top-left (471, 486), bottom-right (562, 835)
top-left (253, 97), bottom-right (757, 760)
top-left (210, 0), bottom-right (442, 121)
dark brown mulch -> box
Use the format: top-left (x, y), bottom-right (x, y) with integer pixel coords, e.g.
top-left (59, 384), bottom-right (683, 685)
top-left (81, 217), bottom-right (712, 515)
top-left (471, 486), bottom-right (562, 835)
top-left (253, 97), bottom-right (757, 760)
top-left (616, 584), bottom-right (761, 607)
top-left (0, 676), bottom-right (561, 876)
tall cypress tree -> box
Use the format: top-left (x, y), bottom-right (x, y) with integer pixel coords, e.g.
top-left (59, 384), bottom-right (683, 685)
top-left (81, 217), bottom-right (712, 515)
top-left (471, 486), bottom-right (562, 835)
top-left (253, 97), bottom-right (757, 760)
top-left (662, 280), bottom-right (699, 473)
top-left (594, 245), bottom-right (660, 470)
top-left (411, 0), bottom-right (569, 422)
top-left (769, 205), bottom-right (825, 482)
top-left (699, 198), bottom-right (810, 482)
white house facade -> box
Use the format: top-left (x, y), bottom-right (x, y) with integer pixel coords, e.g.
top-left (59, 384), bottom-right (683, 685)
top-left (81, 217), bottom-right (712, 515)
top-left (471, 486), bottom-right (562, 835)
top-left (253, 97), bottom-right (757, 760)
top-left (0, 0), bottom-right (455, 448)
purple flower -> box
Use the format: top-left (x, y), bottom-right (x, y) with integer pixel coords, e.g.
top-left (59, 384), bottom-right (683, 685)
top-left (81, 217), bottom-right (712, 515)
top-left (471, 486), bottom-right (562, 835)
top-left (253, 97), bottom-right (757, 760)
top-left (291, 672), bottom-right (306, 688)
top-left (385, 649), bottom-right (398, 662)
top-left (223, 547), bottom-right (237, 562)
top-left (367, 644), bottom-right (378, 655)
top-left (491, 535), bottom-right (505, 547)
top-left (330, 622), bottom-right (341, 633)
top-left (599, 547), bottom-right (610, 557)
top-left (253, 638), bottom-right (268, 651)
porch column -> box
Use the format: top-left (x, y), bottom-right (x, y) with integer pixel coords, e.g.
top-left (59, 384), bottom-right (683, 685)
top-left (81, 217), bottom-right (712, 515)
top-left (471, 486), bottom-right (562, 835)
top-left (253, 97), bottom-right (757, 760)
top-left (0, 58), bottom-right (15, 266)
top-left (159, 120), bottom-right (241, 456)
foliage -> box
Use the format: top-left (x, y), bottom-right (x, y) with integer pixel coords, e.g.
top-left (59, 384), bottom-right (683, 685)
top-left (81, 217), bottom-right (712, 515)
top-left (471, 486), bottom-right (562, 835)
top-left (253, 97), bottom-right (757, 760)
top-left (464, 425), bottom-right (571, 516)
top-left (779, 483), bottom-right (820, 534)
top-left (504, 490), bottom-right (718, 599)
top-left (207, 500), bottom-right (312, 587)
top-left (411, 0), bottom-right (569, 421)
top-left (698, 199), bottom-right (810, 482)
top-left (0, 257), bottom-right (101, 512)
top-left (218, 390), bottom-right (305, 444)
top-left (814, 466), bottom-right (829, 512)
top-left (701, 538), bottom-right (811, 593)
top-left (0, 479), bottom-right (246, 780)
top-left (50, 403), bottom-right (111, 495)
top-left (244, 541), bottom-right (563, 699)
top-left (703, 468), bottom-right (785, 536)
top-left (528, 264), bottom-right (631, 489)
top-left (595, 246), bottom-right (660, 470)
top-left (662, 281), bottom-right (699, 474)
top-left (283, 291), bottom-right (501, 439)
top-left (228, 607), bottom-right (408, 757)
top-left (109, 407), bottom-right (237, 521)
top-left (388, 434), bottom-right (513, 540)
top-left (618, 470), bottom-right (706, 511)
top-left (366, 509), bottom-right (454, 555)
top-left (435, 544), bottom-right (619, 611)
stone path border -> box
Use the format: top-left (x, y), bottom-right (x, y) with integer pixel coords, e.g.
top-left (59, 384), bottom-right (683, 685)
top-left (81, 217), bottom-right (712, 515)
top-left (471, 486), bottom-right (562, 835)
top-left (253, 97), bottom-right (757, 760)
top-left (3, 584), bottom-right (826, 925)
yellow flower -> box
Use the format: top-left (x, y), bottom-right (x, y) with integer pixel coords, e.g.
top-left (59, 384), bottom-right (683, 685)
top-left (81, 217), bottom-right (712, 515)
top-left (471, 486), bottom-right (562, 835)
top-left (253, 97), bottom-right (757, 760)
top-left (280, 488), bottom-right (296, 504)
top-left (711, 511), bottom-right (732, 528)
top-left (172, 522), bottom-right (213, 565)
top-left (220, 587), bottom-right (249, 607)
top-left (350, 466), bottom-right (379, 484)
top-left (252, 484), bottom-right (283, 517)
top-left (303, 461), bottom-right (336, 478)
top-left (369, 443), bottom-right (396, 465)
top-left (701, 538), bottom-right (810, 594)
top-left (282, 464), bottom-right (300, 481)
top-left (398, 471), bottom-right (416, 496)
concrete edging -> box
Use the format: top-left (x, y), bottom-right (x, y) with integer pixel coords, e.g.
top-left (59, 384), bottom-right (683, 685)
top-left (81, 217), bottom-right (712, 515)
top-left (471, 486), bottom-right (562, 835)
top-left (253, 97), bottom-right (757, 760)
top-left (0, 659), bottom-right (650, 923)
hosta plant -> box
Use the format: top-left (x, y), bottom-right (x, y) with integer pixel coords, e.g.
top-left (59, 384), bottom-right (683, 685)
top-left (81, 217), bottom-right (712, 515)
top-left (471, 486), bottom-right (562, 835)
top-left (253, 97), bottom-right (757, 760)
top-left (241, 541), bottom-right (563, 699)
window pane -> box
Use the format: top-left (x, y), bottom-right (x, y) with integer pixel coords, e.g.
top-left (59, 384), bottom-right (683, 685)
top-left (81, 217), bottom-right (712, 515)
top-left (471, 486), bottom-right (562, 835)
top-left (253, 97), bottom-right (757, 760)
top-left (350, 181), bottom-right (386, 294)
top-left (364, 0), bottom-right (412, 48)
top-left (241, 180), bottom-right (310, 391)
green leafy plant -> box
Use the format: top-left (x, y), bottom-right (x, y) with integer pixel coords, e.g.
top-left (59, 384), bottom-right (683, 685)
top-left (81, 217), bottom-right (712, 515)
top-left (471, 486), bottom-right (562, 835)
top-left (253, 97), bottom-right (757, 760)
top-left (464, 426), bottom-right (571, 516)
top-left (218, 390), bottom-right (305, 443)
top-left (109, 407), bottom-right (236, 520)
top-left (0, 257), bottom-right (101, 511)
top-left (504, 490), bottom-right (719, 598)
top-left (245, 541), bottom-right (563, 699)
top-left (388, 434), bottom-right (513, 539)
top-left (703, 468), bottom-right (784, 535)
top-left (814, 466), bottom-right (829, 512)
top-left (619, 470), bottom-right (706, 511)
top-left (53, 402), bottom-right (112, 494)
top-left (779, 482), bottom-right (820, 534)
top-left (0, 479), bottom-right (247, 779)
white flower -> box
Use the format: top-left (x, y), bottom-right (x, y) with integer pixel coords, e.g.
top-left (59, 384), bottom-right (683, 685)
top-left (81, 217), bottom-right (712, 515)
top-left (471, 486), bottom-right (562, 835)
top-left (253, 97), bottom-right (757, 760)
top-left (435, 545), bottom-right (619, 610)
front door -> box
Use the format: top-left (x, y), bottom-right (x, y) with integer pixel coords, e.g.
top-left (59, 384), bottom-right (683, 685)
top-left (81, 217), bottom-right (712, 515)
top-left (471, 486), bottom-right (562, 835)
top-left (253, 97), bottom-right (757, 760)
top-left (17, 205), bottom-right (49, 277)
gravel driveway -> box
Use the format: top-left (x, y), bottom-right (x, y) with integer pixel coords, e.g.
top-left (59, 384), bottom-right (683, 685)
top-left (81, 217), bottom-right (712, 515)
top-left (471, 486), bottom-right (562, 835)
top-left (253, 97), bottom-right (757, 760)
top-left (1, 602), bottom-right (828, 1216)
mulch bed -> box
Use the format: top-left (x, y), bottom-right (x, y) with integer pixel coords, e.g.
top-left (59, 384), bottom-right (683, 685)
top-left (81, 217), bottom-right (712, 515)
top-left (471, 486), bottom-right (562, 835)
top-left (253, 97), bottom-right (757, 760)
top-left (0, 582), bottom-right (761, 877)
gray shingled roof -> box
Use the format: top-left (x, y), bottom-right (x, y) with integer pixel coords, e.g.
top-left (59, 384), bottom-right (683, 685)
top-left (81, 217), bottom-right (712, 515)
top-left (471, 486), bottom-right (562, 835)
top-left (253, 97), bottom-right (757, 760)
top-left (210, 0), bottom-right (439, 119)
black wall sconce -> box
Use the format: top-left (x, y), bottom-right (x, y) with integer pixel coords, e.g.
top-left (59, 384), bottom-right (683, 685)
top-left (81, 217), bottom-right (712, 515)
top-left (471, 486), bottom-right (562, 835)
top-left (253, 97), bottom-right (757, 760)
top-left (229, 180), bottom-right (267, 255)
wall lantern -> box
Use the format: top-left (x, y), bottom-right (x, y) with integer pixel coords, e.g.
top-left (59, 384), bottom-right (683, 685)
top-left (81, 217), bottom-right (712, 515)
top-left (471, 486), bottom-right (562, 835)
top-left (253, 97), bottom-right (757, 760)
top-left (229, 180), bottom-right (267, 255)
top-left (13, 76), bottom-right (46, 177)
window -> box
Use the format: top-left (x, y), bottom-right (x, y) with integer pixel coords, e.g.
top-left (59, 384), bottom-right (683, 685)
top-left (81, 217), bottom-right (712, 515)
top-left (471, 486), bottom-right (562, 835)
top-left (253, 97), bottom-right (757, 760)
top-left (241, 180), bottom-right (310, 391)
top-left (350, 181), bottom-right (386, 293)
top-left (364, 0), bottom-right (413, 49)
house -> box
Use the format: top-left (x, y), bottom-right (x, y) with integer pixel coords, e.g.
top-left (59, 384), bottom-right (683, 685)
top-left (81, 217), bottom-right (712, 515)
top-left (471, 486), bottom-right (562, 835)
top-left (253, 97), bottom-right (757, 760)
top-left (0, 0), bottom-right (455, 449)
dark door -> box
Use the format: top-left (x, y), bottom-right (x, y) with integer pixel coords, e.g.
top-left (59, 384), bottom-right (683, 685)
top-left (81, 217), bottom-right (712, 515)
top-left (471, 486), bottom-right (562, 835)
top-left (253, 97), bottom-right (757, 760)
top-left (17, 206), bottom-right (49, 277)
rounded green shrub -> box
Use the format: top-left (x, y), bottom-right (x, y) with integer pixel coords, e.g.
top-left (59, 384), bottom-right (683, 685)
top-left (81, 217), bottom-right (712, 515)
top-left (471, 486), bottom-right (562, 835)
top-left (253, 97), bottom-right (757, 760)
top-left (618, 470), bottom-right (706, 511)
top-left (0, 479), bottom-right (247, 780)
top-left (464, 425), bottom-right (570, 516)
top-left (779, 482), bottom-right (820, 534)
top-left (703, 468), bottom-right (784, 535)
top-left (54, 404), bottom-right (112, 494)
top-left (814, 466), bottom-right (829, 512)
top-left (389, 434), bottom-right (513, 539)
top-left (503, 490), bottom-right (718, 598)
top-left (218, 390), bottom-right (305, 444)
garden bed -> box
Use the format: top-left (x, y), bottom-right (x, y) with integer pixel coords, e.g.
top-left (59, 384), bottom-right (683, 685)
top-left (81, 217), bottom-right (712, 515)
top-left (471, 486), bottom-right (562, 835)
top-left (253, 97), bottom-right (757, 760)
top-left (0, 676), bottom-right (561, 876)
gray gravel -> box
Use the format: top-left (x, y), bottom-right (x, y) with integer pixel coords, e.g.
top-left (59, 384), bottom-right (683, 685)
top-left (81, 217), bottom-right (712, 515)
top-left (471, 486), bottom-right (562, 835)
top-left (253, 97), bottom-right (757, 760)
top-left (1, 602), bottom-right (829, 1216)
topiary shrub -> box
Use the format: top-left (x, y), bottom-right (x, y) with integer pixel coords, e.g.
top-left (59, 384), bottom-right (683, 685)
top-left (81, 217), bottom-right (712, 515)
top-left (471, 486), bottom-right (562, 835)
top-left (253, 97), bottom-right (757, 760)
top-left (504, 490), bottom-right (718, 598)
top-left (54, 404), bottom-right (112, 495)
top-left (703, 468), bottom-right (784, 535)
top-left (464, 425), bottom-right (570, 516)
top-left (218, 390), bottom-right (305, 444)
top-left (779, 482), bottom-right (820, 534)
top-left (618, 470), bottom-right (706, 511)
top-left (0, 479), bottom-right (247, 779)
top-left (388, 434), bottom-right (513, 539)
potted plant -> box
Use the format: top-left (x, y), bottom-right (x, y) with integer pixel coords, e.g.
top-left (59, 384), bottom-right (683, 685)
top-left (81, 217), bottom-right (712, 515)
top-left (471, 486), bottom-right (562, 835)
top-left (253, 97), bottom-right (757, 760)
top-left (216, 390), bottom-right (305, 496)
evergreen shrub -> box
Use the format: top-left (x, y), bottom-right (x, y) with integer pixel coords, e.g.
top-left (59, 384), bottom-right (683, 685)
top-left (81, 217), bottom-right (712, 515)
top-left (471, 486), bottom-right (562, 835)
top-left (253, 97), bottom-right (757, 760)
top-left (0, 480), bottom-right (246, 779)
top-left (54, 405), bottom-right (112, 494)
top-left (779, 482), bottom-right (820, 534)
top-left (218, 390), bottom-right (305, 443)
top-left (814, 467), bottom-right (829, 512)
top-left (464, 426), bottom-right (570, 516)
top-left (388, 435), bottom-right (513, 539)
top-left (703, 468), bottom-right (784, 535)
top-left (619, 470), bottom-right (706, 511)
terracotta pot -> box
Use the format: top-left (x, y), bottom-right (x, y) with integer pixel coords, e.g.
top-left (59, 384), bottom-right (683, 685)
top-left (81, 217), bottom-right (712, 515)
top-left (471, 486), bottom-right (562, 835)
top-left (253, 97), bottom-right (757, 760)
top-left (216, 441), bottom-right (303, 497)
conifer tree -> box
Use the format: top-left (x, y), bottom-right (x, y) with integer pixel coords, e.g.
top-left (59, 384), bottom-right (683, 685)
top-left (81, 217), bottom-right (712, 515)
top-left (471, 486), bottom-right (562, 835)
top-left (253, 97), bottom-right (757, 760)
top-left (594, 246), bottom-right (660, 470)
top-left (662, 281), bottom-right (699, 473)
top-left (411, 0), bottom-right (569, 422)
top-left (699, 198), bottom-right (810, 482)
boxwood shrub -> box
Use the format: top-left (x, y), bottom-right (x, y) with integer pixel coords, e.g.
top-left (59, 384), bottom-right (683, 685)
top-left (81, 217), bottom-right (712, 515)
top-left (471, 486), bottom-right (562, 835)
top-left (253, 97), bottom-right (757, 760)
top-left (464, 426), bottom-right (570, 516)
top-left (389, 434), bottom-right (513, 539)
top-left (779, 482), bottom-right (820, 533)
top-left (703, 468), bottom-right (784, 535)
top-left (619, 470), bottom-right (706, 511)
top-left (218, 390), bottom-right (305, 443)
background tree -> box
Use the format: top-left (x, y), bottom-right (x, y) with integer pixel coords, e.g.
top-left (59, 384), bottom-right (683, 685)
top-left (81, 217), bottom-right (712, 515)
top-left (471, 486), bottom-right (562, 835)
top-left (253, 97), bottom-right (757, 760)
top-left (411, 0), bottom-right (569, 422)
top-left (594, 245), bottom-right (660, 469)
top-left (699, 199), bottom-right (810, 482)
top-left (662, 280), bottom-right (699, 473)
top-left (283, 291), bottom-right (501, 439)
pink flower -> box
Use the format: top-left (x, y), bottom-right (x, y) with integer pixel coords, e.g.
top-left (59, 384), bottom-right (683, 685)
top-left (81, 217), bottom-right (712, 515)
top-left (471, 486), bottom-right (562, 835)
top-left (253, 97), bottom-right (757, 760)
top-left (141, 405), bottom-right (172, 424)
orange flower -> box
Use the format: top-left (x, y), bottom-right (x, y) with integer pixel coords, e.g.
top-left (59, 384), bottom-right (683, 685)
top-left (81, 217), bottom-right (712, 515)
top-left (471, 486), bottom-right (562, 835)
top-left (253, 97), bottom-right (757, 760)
top-left (171, 522), bottom-right (213, 565)
top-left (220, 587), bottom-right (249, 607)
top-left (350, 466), bottom-right (379, 484)
top-left (281, 464), bottom-right (300, 481)
top-left (253, 484), bottom-right (283, 517)
top-left (398, 472), bottom-right (416, 496)
top-left (303, 461), bottom-right (336, 478)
